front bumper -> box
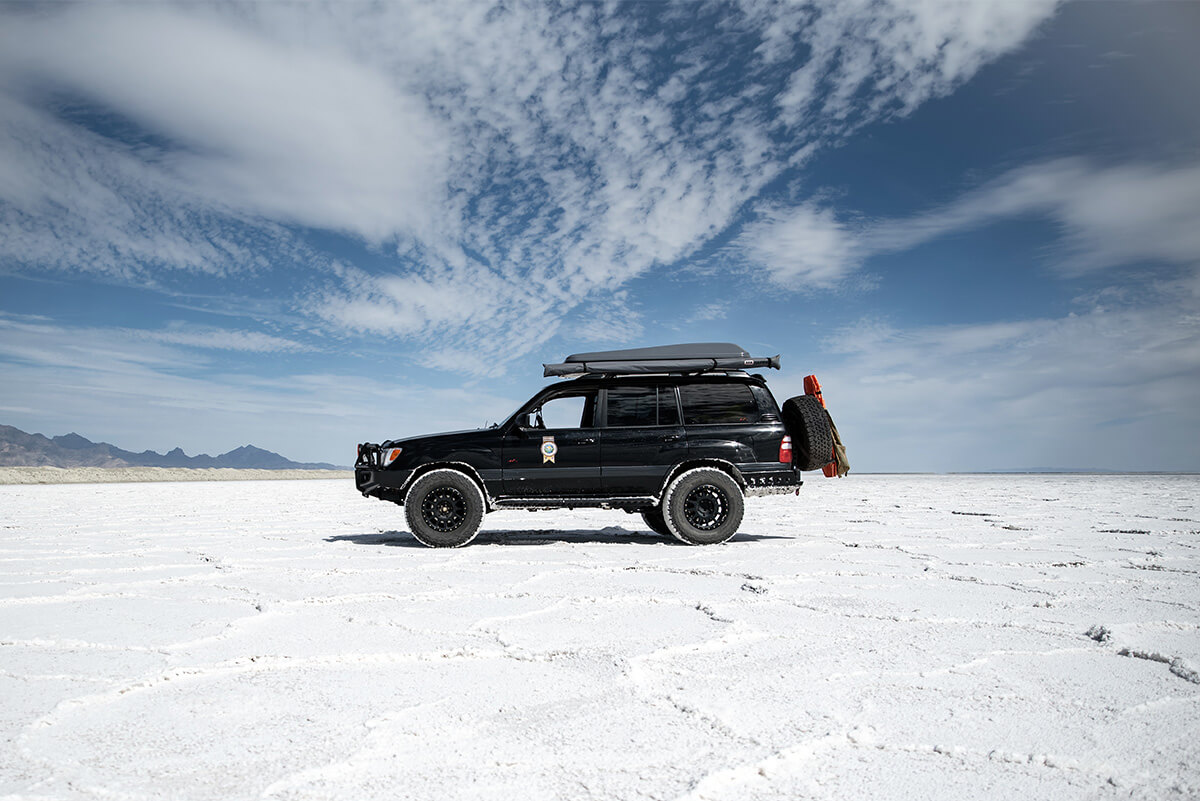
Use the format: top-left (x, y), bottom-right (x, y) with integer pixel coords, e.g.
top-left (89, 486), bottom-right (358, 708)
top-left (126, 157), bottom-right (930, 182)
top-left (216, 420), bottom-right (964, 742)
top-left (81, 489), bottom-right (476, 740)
top-left (354, 444), bottom-right (411, 499)
top-left (355, 466), bottom-right (412, 497)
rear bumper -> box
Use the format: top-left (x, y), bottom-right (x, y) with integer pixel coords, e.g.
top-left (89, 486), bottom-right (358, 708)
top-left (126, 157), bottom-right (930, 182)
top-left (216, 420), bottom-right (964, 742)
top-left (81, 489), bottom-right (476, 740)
top-left (740, 466), bottom-right (802, 496)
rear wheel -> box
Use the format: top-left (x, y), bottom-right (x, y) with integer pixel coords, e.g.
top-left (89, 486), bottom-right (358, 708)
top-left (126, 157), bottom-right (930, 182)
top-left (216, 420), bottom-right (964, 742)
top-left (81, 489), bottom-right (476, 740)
top-left (404, 470), bottom-right (485, 548)
top-left (640, 506), bottom-right (673, 538)
top-left (662, 468), bottom-right (744, 545)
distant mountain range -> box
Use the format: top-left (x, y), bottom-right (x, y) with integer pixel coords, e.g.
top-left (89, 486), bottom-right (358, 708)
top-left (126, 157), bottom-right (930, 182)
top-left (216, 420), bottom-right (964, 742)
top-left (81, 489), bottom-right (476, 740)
top-left (0, 424), bottom-right (342, 470)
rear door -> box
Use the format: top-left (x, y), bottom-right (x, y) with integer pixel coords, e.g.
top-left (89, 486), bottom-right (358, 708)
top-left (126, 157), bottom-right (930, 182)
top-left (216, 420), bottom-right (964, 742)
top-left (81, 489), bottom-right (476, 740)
top-left (599, 384), bottom-right (687, 494)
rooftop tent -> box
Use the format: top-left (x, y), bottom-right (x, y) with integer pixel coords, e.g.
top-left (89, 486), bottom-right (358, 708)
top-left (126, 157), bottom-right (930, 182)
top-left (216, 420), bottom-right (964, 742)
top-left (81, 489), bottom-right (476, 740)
top-left (543, 342), bottom-right (781, 377)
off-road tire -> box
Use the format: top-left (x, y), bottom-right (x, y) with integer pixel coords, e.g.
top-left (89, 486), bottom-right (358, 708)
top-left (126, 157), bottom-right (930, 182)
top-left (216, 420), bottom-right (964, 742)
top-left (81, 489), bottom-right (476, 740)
top-left (662, 468), bottom-right (744, 545)
top-left (783, 395), bottom-right (834, 471)
top-left (640, 506), bottom-right (672, 538)
top-left (404, 469), bottom-right (485, 548)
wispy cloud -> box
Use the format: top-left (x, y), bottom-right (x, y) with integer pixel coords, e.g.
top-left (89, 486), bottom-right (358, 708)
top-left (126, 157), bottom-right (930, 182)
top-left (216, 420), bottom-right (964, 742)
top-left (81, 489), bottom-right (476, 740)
top-left (138, 324), bottom-right (314, 354)
top-left (754, 0), bottom-right (1062, 125)
top-left (0, 315), bottom-right (518, 461)
top-left (801, 278), bottom-right (1200, 472)
top-left (0, 1), bottom-right (1064, 370)
top-left (736, 202), bottom-right (857, 288)
top-left (741, 158), bottom-right (1200, 286)
top-left (0, 316), bottom-right (311, 374)
top-left (865, 158), bottom-right (1200, 275)
top-left (0, 6), bottom-right (447, 244)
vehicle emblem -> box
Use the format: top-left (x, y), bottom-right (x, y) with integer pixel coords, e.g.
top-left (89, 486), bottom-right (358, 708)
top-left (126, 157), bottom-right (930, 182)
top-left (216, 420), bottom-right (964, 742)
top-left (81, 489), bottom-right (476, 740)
top-left (541, 437), bottom-right (557, 464)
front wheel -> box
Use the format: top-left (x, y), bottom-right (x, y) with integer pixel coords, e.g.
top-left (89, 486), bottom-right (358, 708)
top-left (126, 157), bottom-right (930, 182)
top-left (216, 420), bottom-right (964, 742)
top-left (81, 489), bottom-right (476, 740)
top-left (404, 470), bottom-right (485, 548)
top-left (662, 468), bottom-right (744, 545)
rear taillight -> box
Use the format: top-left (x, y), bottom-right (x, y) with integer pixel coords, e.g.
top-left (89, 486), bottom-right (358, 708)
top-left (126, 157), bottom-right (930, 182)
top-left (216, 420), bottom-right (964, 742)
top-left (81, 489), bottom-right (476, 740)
top-left (779, 435), bottom-right (792, 464)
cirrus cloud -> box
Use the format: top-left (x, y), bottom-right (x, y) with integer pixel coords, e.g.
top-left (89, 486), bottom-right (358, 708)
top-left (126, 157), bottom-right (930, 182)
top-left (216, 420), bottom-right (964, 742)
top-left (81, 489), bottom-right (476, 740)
top-left (0, 1), bottom-right (1065, 370)
top-left (740, 158), bottom-right (1200, 287)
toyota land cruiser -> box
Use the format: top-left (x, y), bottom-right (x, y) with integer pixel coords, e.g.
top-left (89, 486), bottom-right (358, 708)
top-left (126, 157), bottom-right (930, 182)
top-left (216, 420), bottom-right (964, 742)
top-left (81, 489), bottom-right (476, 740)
top-left (355, 343), bottom-right (843, 547)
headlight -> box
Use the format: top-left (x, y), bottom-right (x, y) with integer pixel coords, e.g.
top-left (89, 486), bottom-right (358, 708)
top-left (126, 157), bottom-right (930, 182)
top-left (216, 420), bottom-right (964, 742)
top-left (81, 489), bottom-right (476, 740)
top-left (382, 447), bottom-right (404, 467)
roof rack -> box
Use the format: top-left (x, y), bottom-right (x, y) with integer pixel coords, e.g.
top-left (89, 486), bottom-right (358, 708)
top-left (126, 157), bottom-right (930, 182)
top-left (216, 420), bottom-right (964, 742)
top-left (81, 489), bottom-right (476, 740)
top-left (543, 342), bottom-right (780, 378)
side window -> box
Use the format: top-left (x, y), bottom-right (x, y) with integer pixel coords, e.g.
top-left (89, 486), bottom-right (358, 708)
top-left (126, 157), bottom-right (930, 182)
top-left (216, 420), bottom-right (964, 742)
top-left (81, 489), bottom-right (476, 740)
top-left (536, 392), bottom-right (595, 429)
top-left (658, 386), bottom-right (680, 426)
top-left (606, 386), bottom-right (656, 427)
top-left (605, 386), bottom-right (682, 427)
top-left (679, 384), bottom-right (758, 425)
top-left (750, 386), bottom-right (779, 417)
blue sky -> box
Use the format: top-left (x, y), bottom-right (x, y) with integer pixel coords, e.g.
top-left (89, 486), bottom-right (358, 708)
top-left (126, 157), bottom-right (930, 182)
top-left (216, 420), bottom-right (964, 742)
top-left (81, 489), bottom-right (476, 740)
top-left (1, 1), bottom-right (1197, 471)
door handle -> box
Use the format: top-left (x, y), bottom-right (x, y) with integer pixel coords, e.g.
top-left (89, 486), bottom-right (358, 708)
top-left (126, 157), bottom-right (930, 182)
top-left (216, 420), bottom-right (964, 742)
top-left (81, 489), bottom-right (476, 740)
top-left (664, 435), bottom-right (682, 442)
top-left (577, 437), bottom-right (596, 445)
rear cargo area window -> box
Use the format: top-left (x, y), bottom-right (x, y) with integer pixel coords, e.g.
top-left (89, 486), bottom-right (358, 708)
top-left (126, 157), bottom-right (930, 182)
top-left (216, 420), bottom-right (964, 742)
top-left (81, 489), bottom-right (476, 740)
top-left (680, 384), bottom-right (758, 425)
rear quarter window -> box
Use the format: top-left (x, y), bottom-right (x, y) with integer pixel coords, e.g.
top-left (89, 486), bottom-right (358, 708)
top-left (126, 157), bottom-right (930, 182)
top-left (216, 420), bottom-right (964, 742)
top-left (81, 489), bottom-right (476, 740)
top-left (679, 384), bottom-right (759, 425)
top-left (750, 385), bottom-right (780, 416)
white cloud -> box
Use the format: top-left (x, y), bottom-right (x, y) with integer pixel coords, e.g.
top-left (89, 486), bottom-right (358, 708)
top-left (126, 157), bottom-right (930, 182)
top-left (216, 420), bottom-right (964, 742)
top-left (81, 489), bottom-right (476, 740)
top-left (803, 289), bottom-right (1200, 472)
top-left (737, 202), bottom-right (860, 288)
top-left (864, 158), bottom-right (1200, 274)
top-left (760, 0), bottom-right (1062, 126)
top-left (743, 158), bottom-right (1200, 286)
top-left (0, 316), bottom-right (520, 462)
top-left (0, 317), bottom-right (311, 374)
top-left (140, 325), bottom-right (314, 354)
top-left (0, 5), bottom-right (448, 245)
top-left (719, 154), bottom-right (1200, 472)
top-left (0, 93), bottom-right (308, 278)
top-left (564, 292), bottom-right (644, 346)
top-left (0, 1), bottom-right (1064, 370)
top-left (691, 302), bottom-right (729, 322)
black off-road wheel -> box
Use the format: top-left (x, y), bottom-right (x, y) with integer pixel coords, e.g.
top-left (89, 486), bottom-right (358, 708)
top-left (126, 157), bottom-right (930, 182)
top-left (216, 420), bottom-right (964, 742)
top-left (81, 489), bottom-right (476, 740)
top-left (782, 395), bottom-right (834, 471)
top-left (404, 469), bottom-right (485, 548)
top-left (662, 468), bottom-right (744, 545)
top-left (640, 506), bottom-right (673, 538)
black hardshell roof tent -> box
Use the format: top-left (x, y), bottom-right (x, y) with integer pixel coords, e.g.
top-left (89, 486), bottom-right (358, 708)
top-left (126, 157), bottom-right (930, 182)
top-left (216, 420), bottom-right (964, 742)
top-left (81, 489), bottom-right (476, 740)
top-left (543, 342), bottom-right (781, 378)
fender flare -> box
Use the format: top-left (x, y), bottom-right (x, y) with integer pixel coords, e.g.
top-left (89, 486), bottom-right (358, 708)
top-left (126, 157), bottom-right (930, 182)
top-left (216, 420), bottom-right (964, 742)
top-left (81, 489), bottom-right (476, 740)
top-left (401, 462), bottom-right (495, 511)
top-left (655, 459), bottom-right (745, 503)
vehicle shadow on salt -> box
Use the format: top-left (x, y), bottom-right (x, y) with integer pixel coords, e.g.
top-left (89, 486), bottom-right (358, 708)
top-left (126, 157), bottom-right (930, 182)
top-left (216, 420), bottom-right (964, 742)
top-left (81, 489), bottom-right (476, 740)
top-left (327, 528), bottom-right (787, 547)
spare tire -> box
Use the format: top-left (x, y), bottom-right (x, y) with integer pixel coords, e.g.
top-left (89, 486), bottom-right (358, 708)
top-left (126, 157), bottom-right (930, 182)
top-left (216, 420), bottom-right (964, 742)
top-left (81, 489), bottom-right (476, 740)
top-left (782, 395), bottom-right (834, 471)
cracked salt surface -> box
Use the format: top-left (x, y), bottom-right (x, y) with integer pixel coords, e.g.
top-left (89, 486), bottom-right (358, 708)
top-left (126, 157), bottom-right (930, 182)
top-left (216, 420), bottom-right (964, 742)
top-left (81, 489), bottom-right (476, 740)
top-left (1, 474), bottom-right (1198, 800)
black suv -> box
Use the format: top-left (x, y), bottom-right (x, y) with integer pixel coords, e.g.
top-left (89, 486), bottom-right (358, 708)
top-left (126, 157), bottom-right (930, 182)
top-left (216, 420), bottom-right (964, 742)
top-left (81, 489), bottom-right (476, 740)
top-left (355, 343), bottom-right (839, 547)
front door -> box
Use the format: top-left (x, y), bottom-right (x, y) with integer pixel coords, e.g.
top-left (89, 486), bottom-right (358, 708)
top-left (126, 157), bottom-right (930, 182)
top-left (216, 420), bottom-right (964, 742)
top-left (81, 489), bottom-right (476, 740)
top-left (502, 389), bottom-right (602, 496)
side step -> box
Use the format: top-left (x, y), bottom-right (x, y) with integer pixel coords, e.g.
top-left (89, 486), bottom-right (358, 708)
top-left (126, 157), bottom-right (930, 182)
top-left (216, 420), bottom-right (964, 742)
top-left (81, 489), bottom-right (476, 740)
top-left (492, 496), bottom-right (656, 511)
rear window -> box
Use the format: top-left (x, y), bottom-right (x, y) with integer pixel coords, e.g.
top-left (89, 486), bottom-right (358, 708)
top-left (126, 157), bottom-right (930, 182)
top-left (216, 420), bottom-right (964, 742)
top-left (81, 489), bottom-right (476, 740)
top-left (606, 386), bottom-right (680, 427)
top-left (679, 383), bottom-right (758, 425)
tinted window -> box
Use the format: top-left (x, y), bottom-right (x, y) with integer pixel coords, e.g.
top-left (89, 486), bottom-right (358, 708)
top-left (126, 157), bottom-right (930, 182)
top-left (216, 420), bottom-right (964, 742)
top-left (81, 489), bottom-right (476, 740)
top-left (606, 386), bottom-right (656, 427)
top-left (657, 386), bottom-right (680, 426)
top-left (679, 384), bottom-right (758, 425)
top-left (606, 386), bottom-right (680, 427)
top-left (750, 385), bottom-right (779, 417)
